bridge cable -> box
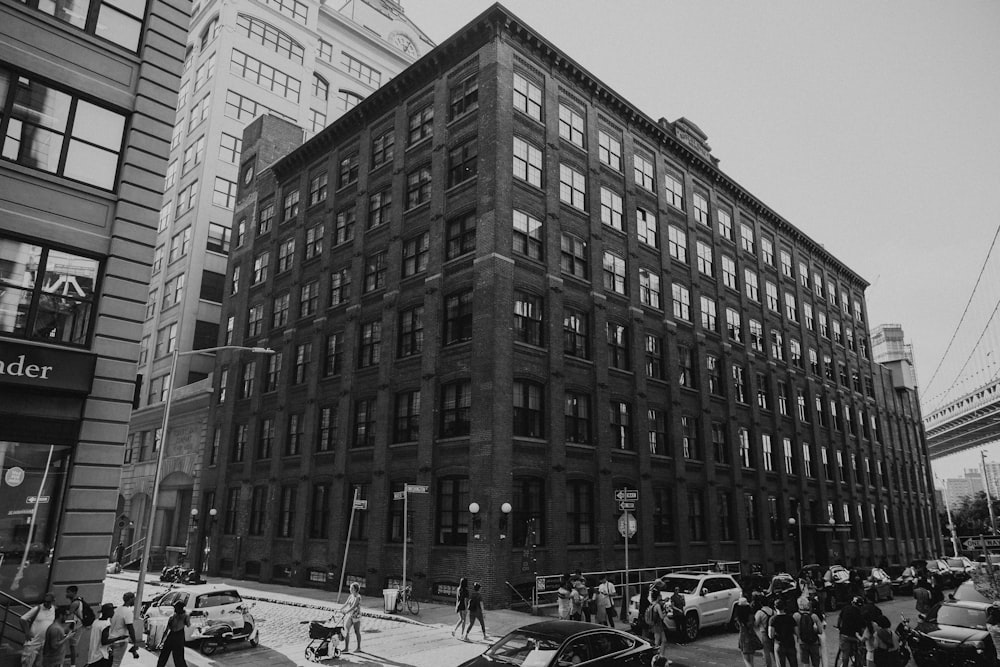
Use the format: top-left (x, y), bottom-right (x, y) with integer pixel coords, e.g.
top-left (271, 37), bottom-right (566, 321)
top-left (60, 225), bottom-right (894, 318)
top-left (931, 293), bottom-right (1000, 414)
top-left (923, 221), bottom-right (1000, 402)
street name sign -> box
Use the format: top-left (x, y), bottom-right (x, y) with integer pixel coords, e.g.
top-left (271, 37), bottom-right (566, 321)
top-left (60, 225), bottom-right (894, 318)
top-left (618, 500), bottom-right (636, 511)
top-left (393, 491), bottom-right (406, 501)
top-left (353, 499), bottom-right (368, 510)
top-left (405, 484), bottom-right (429, 494)
top-left (615, 489), bottom-right (639, 501)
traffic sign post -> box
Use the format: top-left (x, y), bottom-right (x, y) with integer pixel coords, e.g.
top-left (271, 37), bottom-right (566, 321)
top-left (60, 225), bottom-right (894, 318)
top-left (615, 489), bottom-right (639, 603)
top-left (962, 535), bottom-right (1000, 551)
top-left (396, 482), bottom-right (429, 596)
top-left (337, 487), bottom-right (366, 602)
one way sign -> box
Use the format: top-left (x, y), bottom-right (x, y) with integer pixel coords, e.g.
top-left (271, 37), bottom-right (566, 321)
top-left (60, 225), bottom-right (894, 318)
top-left (962, 536), bottom-right (1000, 550)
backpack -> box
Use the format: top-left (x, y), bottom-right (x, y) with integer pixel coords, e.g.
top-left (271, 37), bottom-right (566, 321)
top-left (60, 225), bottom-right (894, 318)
top-left (796, 612), bottom-right (820, 645)
top-left (875, 626), bottom-right (894, 650)
top-left (644, 601), bottom-right (661, 626)
top-left (78, 597), bottom-right (96, 627)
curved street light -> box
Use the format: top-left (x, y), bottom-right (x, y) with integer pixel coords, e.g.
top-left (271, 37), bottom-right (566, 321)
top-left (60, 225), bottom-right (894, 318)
top-left (134, 345), bottom-right (275, 616)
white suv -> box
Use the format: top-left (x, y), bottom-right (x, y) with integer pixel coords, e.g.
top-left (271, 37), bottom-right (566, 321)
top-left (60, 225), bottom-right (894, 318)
top-left (629, 572), bottom-right (742, 641)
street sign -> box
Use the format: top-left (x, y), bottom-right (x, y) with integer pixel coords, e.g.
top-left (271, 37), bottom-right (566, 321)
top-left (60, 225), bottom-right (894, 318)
top-left (962, 536), bottom-right (1000, 550)
top-left (535, 576), bottom-right (546, 592)
top-left (26, 496), bottom-right (49, 504)
top-left (618, 512), bottom-right (637, 538)
top-left (614, 489), bottom-right (639, 501)
top-left (618, 500), bottom-right (636, 511)
top-left (393, 491), bottom-right (406, 501)
top-left (405, 484), bottom-right (429, 494)
top-left (353, 499), bottom-right (368, 510)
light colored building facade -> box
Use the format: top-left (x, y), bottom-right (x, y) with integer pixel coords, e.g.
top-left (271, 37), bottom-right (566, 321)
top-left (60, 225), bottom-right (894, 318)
top-left (942, 469), bottom-right (986, 510)
top-left (0, 0), bottom-right (188, 634)
top-left (120, 0), bottom-right (431, 568)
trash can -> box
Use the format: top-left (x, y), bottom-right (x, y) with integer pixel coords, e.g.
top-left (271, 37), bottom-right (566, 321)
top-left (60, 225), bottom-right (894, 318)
top-left (382, 588), bottom-right (399, 613)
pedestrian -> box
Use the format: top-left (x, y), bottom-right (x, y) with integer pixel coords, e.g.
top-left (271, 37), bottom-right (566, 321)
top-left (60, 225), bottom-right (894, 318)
top-left (66, 585), bottom-right (86, 667)
top-left (793, 599), bottom-right (822, 667)
top-left (452, 578), bottom-right (469, 638)
top-left (596, 575), bottom-right (617, 627)
top-left (736, 597), bottom-right (761, 667)
top-left (912, 577), bottom-right (932, 616)
top-left (87, 604), bottom-right (127, 667)
top-left (339, 582), bottom-right (362, 653)
top-left (108, 592), bottom-right (138, 667)
top-left (556, 576), bottom-right (573, 621)
top-left (154, 602), bottom-right (189, 667)
top-left (20, 592), bottom-right (56, 667)
top-left (570, 571), bottom-right (591, 622)
top-left (463, 582), bottom-right (487, 641)
top-left (41, 606), bottom-right (76, 667)
top-left (753, 592), bottom-right (776, 667)
top-left (669, 587), bottom-right (686, 640)
top-left (113, 542), bottom-right (125, 565)
top-left (636, 585), bottom-right (652, 640)
top-left (768, 598), bottom-right (799, 667)
top-left (645, 589), bottom-right (665, 648)
top-left (835, 596), bottom-right (865, 667)
top-left (872, 614), bottom-right (899, 667)
top-left (569, 581), bottom-right (583, 621)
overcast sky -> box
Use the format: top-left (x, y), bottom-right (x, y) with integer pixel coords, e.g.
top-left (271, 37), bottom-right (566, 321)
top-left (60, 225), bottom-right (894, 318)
top-left (404, 0), bottom-right (1000, 478)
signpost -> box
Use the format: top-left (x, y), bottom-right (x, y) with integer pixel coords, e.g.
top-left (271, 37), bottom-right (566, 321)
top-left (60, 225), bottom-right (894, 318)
top-left (615, 488), bottom-right (638, 606)
top-left (397, 482), bottom-right (428, 593)
top-left (962, 536), bottom-right (1000, 550)
top-left (337, 488), bottom-right (365, 602)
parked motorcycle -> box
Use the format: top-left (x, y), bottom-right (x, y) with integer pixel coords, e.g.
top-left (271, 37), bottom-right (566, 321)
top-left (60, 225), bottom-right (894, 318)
top-left (159, 564), bottom-right (203, 584)
top-left (192, 603), bottom-right (259, 655)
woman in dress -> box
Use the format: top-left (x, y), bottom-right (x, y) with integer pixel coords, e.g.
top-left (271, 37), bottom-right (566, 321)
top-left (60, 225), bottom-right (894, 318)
top-left (340, 582), bottom-right (362, 653)
top-left (452, 578), bottom-right (469, 638)
top-left (736, 597), bottom-right (759, 667)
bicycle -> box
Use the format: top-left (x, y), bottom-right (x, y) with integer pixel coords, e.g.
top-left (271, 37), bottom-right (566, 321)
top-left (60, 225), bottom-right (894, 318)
top-left (394, 584), bottom-right (420, 615)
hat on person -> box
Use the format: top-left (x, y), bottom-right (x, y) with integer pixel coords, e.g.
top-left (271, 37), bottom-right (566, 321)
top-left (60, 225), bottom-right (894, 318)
top-left (101, 603), bottom-right (115, 617)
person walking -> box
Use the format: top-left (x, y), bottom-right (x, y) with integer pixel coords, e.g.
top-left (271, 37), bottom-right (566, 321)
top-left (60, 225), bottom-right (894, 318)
top-left (87, 604), bottom-right (127, 667)
top-left (835, 596), bottom-right (865, 667)
top-left (452, 578), bottom-right (469, 638)
top-left (154, 602), bottom-right (189, 667)
top-left (339, 582), bottom-right (362, 654)
top-left (41, 606), bottom-right (76, 667)
top-left (753, 593), bottom-right (776, 667)
top-left (596, 575), bottom-right (617, 627)
top-left (66, 586), bottom-right (86, 667)
top-left (736, 597), bottom-right (761, 667)
top-left (793, 599), bottom-right (822, 667)
top-left (20, 592), bottom-right (56, 667)
top-left (768, 598), bottom-right (799, 667)
top-left (669, 587), bottom-right (686, 641)
top-left (646, 590), bottom-right (666, 648)
top-left (463, 582), bottom-right (487, 641)
top-left (570, 571), bottom-right (591, 622)
top-left (556, 577), bottom-right (573, 621)
top-left (108, 592), bottom-right (138, 667)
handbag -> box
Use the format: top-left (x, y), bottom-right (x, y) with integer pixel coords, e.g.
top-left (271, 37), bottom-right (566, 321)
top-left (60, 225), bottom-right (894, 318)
top-left (606, 604), bottom-right (617, 619)
top-left (747, 628), bottom-right (764, 652)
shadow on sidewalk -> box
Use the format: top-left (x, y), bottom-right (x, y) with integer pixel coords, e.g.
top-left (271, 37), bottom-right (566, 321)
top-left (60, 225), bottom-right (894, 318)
top-left (319, 650), bottom-right (415, 667)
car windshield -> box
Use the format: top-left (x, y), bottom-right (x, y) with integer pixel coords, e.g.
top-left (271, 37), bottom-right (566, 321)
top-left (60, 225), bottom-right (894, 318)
top-left (658, 577), bottom-right (699, 594)
top-left (937, 606), bottom-right (988, 630)
top-left (485, 630), bottom-right (561, 666)
top-left (946, 558), bottom-right (966, 568)
top-left (829, 569), bottom-right (850, 584)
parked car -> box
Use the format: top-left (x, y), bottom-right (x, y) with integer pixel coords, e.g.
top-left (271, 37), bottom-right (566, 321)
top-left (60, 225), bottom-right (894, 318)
top-left (143, 583), bottom-right (258, 653)
top-left (628, 572), bottom-right (742, 641)
top-left (822, 565), bottom-right (855, 609)
top-left (905, 601), bottom-right (998, 666)
top-left (855, 567), bottom-right (894, 602)
top-left (891, 566), bottom-right (917, 595)
top-left (457, 620), bottom-right (655, 667)
top-left (924, 558), bottom-right (956, 589)
top-left (944, 556), bottom-right (977, 582)
top-left (976, 554), bottom-right (1000, 570)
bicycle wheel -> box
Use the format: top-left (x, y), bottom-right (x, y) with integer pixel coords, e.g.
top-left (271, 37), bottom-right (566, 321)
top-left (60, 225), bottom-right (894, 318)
top-left (407, 596), bottom-right (420, 615)
top-left (393, 593), bottom-right (403, 613)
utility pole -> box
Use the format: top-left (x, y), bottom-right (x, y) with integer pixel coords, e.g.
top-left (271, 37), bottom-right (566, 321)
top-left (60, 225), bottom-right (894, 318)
top-left (982, 450), bottom-right (998, 535)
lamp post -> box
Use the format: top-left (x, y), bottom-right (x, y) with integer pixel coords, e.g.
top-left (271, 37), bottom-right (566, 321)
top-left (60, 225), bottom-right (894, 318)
top-left (499, 502), bottom-right (512, 540)
top-left (469, 502), bottom-right (481, 540)
top-left (982, 451), bottom-right (997, 535)
top-left (134, 345), bottom-right (274, 615)
top-left (788, 504), bottom-right (803, 573)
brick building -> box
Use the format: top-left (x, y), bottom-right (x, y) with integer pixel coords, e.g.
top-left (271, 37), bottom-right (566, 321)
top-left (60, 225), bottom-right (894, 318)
top-left (200, 3), bottom-right (940, 605)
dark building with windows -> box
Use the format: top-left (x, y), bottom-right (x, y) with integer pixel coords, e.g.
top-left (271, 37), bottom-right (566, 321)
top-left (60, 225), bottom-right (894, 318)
top-left (0, 0), bottom-right (188, 630)
top-left (201, 4), bottom-right (940, 605)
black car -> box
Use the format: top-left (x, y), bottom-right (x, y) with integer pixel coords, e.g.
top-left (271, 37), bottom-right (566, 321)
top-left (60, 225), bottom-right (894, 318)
top-left (907, 601), bottom-right (998, 667)
top-left (457, 620), bottom-right (656, 667)
top-left (924, 559), bottom-right (956, 589)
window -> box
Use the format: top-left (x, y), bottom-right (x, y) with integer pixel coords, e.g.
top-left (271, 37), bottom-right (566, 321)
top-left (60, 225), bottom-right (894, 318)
top-left (777, 381), bottom-right (789, 415)
top-left (447, 139), bottom-right (478, 187)
top-left (668, 226), bottom-right (687, 263)
top-left (740, 223), bottom-right (755, 253)
top-left (311, 74), bottom-right (329, 101)
top-left (446, 211), bottom-right (477, 259)
top-left (158, 203), bottom-right (172, 232)
top-left (633, 152), bottom-right (655, 191)
top-left (247, 303), bottom-right (263, 337)
top-left (230, 49), bottom-right (301, 102)
top-left (240, 360), bottom-right (256, 398)
top-left (342, 52), bottom-right (381, 85)
top-left (803, 443), bottom-right (814, 477)
top-left (721, 255), bottom-right (737, 290)
top-left (308, 483), bottom-right (331, 540)
top-left (408, 106), bottom-right (433, 145)
top-left (308, 172), bottom-right (327, 206)
top-left (367, 188), bottom-right (392, 229)
top-left (739, 428), bottom-right (752, 468)
top-left (182, 136), bottom-right (205, 173)
top-left (765, 281), bottom-right (779, 312)
top-left (664, 171), bottom-right (684, 209)
top-left (276, 237), bottom-right (295, 273)
top-left (718, 208), bottom-right (733, 240)
top-left (513, 381), bottom-right (544, 438)
top-left (770, 330), bottom-right (785, 361)
top-left (188, 92), bottom-right (211, 130)
top-left (672, 284), bottom-right (691, 321)
top-left (223, 487), bottom-right (241, 533)
top-left (323, 333), bottom-right (343, 376)
top-left (440, 380), bottom-right (471, 437)
top-left (563, 308), bottom-right (589, 359)
top-left (207, 223), bottom-right (231, 254)
top-left (600, 188), bottom-right (623, 230)
top-left (282, 188), bottom-right (300, 221)
top-left (285, 413), bottom-right (303, 455)
top-left (363, 251), bottom-right (387, 292)
top-left (304, 223), bottom-right (324, 260)
top-left (602, 251), bottom-right (627, 295)
top-left (677, 345), bottom-right (693, 388)
top-left (444, 289), bottom-right (473, 344)
top-left (449, 76), bottom-right (479, 120)
top-left (263, 352), bottom-right (281, 392)
top-left (402, 232), bottom-right (429, 277)
top-left (393, 390), bottom-right (420, 442)
top-left (607, 322), bottom-right (629, 370)
top-left (761, 236), bottom-right (775, 265)
top-left (785, 293), bottom-right (798, 322)
top-left (732, 364), bottom-right (746, 403)
top-left (560, 234), bottom-right (588, 279)
top-left (707, 355), bottom-right (723, 396)
top-left (719, 491), bottom-right (734, 541)
top-left (405, 166), bottom-right (431, 208)
top-left (681, 414), bottom-right (699, 459)
top-left (154, 323), bottom-right (177, 357)
top-left (598, 130), bottom-right (621, 170)
top-left (397, 305), bottom-right (424, 357)
top-left (558, 104), bottom-right (584, 147)
top-left (292, 342), bottom-right (311, 383)
top-left (236, 14), bottom-right (304, 63)
top-left (699, 296), bottom-right (717, 332)
top-left (436, 478), bottom-right (469, 546)
top-left (645, 334), bottom-right (664, 380)
top-left (371, 129), bottom-right (394, 169)
top-left (329, 267), bottom-right (351, 307)
top-left (725, 308), bottom-right (742, 342)
top-left (745, 269), bottom-right (759, 301)
top-left (358, 321), bottom-right (380, 368)
top-left (565, 392), bottom-right (591, 444)
top-left (162, 273), bottom-right (185, 308)
top-left (780, 249), bottom-right (793, 278)
top-left (338, 153), bottom-right (359, 188)
top-left (696, 241), bottom-right (713, 276)
top-left (513, 210), bottom-right (543, 260)
top-left (639, 269), bottom-right (661, 309)
top-left (317, 405), bottom-right (336, 451)
top-left (610, 401), bottom-right (632, 450)
top-left (636, 208), bottom-right (658, 248)
top-left (353, 397), bottom-right (376, 448)
top-left (757, 373), bottom-right (771, 411)
top-left (762, 434), bottom-right (774, 471)
top-left (1, 70), bottom-right (130, 189)
top-left (653, 488), bottom-right (674, 542)
top-left (512, 72), bottom-right (542, 120)
top-left (177, 181), bottom-right (198, 215)
top-left (257, 202), bottom-right (275, 235)
top-left (334, 207), bottom-right (355, 245)
top-left (514, 291), bottom-right (543, 346)
top-left (337, 90), bottom-right (363, 112)
top-left (687, 489), bottom-right (705, 541)
top-left (647, 408), bottom-right (667, 455)
top-left (272, 292), bottom-right (289, 328)
top-left (224, 89), bottom-right (291, 123)
top-left (512, 478), bottom-right (546, 546)
top-left (693, 192), bottom-right (709, 225)
top-left (559, 164), bottom-right (586, 210)
top-left (567, 481), bottom-right (595, 544)
top-left (168, 227), bottom-right (191, 262)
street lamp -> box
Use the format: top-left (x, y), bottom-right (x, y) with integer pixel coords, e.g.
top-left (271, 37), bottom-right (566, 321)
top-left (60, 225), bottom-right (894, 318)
top-left (469, 502), bottom-right (481, 539)
top-left (134, 345), bottom-right (274, 616)
top-left (499, 502), bottom-right (512, 540)
top-left (788, 505), bottom-right (803, 572)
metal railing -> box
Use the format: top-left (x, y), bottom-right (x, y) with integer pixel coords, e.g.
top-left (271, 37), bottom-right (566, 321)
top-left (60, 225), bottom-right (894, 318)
top-left (0, 589), bottom-right (30, 652)
top-left (121, 537), bottom-right (146, 568)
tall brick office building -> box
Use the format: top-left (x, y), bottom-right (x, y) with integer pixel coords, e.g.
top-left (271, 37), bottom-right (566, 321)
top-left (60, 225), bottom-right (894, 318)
top-left (201, 4), bottom-right (939, 604)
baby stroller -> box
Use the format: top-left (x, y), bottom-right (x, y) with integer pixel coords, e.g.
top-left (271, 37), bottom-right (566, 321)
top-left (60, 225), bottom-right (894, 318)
top-left (305, 611), bottom-right (345, 662)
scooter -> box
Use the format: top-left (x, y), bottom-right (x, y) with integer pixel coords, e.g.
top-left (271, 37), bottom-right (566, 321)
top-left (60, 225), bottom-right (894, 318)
top-left (192, 603), bottom-right (260, 655)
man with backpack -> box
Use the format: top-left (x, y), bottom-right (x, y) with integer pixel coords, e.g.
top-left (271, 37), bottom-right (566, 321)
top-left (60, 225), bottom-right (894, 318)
top-left (768, 598), bottom-right (799, 667)
top-left (66, 585), bottom-right (94, 667)
top-left (793, 599), bottom-right (822, 667)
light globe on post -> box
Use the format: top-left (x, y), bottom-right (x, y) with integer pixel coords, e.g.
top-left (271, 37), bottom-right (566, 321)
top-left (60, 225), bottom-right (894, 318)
top-left (500, 502), bottom-right (512, 540)
top-left (469, 502), bottom-right (481, 539)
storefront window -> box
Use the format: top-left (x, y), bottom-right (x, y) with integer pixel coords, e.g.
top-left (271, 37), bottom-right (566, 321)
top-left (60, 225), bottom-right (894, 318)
top-left (0, 442), bottom-right (70, 603)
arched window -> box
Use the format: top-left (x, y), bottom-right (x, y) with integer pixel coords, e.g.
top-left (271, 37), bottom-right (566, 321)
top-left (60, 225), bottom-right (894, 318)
top-left (338, 90), bottom-right (363, 111)
top-left (312, 74), bottom-right (329, 101)
top-left (435, 477), bottom-right (469, 546)
top-left (512, 477), bottom-right (546, 545)
top-left (236, 14), bottom-right (304, 64)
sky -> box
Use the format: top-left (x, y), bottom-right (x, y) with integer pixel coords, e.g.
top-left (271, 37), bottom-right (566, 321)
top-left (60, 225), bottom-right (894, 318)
top-left (403, 1), bottom-right (1000, 479)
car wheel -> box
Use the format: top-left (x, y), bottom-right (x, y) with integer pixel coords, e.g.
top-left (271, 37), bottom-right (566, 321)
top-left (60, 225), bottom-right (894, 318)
top-left (888, 588), bottom-right (894, 600)
top-left (249, 635), bottom-right (259, 649)
top-left (200, 639), bottom-right (220, 656)
top-left (684, 613), bottom-right (700, 642)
